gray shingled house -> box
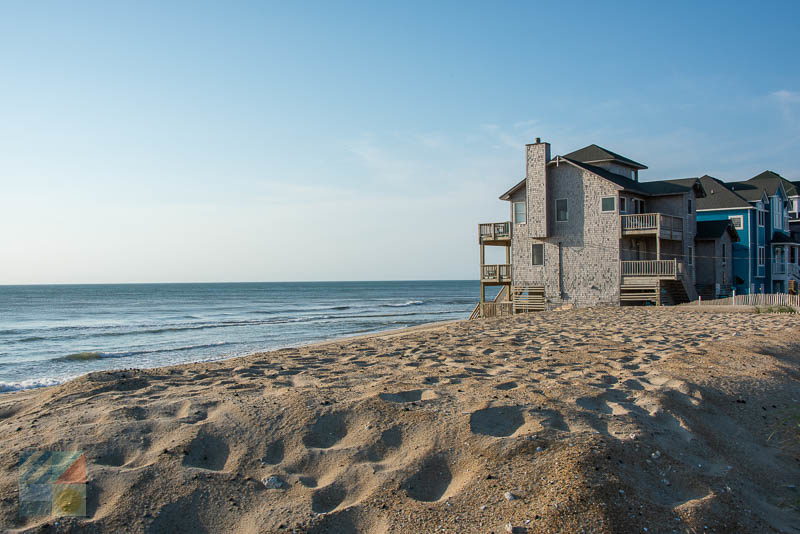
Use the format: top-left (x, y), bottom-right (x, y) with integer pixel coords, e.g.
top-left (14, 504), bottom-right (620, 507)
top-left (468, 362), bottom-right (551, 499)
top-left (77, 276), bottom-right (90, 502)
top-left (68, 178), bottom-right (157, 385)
top-left (694, 220), bottom-right (739, 299)
top-left (475, 139), bottom-right (704, 317)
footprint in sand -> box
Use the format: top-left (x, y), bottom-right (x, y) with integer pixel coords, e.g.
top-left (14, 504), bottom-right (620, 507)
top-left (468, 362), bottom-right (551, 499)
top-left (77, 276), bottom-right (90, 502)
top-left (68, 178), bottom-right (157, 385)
top-left (469, 406), bottom-right (524, 437)
top-left (182, 429), bottom-right (230, 471)
top-left (378, 389), bottom-right (437, 403)
top-left (311, 482), bottom-right (347, 513)
top-left (303, 412), bottom-right (349, 449)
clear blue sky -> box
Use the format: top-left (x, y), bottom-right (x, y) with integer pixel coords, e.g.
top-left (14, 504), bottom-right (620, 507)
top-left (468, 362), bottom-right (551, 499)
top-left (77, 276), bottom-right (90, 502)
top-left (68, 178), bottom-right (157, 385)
top-left (2, 1), bottom-right (799, 284)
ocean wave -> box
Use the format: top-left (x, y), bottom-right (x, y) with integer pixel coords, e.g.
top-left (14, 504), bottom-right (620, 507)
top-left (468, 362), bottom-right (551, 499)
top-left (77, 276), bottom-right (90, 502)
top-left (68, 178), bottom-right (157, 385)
top-left (57, 342), bottom-right (231, 362)
top-left (0, 376), bottom-right (73, 393)
top-left (383, 300), bottom-right (424, 307)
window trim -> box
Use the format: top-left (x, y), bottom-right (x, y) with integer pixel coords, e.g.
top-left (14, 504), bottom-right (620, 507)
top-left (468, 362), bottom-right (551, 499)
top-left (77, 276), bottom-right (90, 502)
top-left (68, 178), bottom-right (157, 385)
top-left (512, 201), bottom-right (526, 224)
top-left (531, 243), bottom-right (544, 266)
top-left (729, 215), bottom-right (744, 230)
top-left (601, 196), bottom-right (616, 213)
top-left (555, 198), bottom-right (568, 222)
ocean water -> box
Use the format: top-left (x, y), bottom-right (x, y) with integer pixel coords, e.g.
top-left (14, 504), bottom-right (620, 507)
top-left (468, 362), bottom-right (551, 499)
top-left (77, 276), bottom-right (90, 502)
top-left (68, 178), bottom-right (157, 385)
top-left (0, 281), bottom-right (484, 392)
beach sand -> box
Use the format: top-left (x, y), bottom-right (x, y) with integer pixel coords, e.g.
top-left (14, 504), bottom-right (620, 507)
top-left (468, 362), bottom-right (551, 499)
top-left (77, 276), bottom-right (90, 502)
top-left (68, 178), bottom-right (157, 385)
top-left (0, 307), bottom-right (799, 533)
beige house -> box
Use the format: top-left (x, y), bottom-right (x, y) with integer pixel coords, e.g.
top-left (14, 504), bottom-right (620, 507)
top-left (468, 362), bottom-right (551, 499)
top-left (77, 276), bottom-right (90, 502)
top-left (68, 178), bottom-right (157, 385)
top-left (475, 139), bottom-right (704, 317)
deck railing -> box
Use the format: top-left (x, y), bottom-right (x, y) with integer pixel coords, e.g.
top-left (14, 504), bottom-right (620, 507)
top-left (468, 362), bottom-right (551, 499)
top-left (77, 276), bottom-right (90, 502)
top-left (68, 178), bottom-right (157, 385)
top-left (478, 221), bottom-right (511, 242)
top-left (620, 259), bottom-right (679, 278)
top-left (481, 263), bottom-right (511, 283)
top-left (621, 213), bottom-right (684, 237)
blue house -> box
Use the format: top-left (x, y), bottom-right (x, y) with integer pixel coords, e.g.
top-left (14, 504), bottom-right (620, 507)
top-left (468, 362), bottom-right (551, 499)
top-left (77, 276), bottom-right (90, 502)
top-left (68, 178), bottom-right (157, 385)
top-left (729, 171), bottom-right (800, 293)
top-left (695, 172), bottom-right (800, 294)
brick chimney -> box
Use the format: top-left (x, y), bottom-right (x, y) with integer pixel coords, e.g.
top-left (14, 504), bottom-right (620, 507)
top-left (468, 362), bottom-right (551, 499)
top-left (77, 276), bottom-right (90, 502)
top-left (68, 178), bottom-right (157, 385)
top-left (526, 138), bottom-right (551, 238)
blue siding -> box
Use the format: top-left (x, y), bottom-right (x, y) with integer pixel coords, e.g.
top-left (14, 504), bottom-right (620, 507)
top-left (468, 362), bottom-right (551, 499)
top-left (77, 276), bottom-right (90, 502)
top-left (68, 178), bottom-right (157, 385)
top-left (697, 209), bottom-right (755, 294)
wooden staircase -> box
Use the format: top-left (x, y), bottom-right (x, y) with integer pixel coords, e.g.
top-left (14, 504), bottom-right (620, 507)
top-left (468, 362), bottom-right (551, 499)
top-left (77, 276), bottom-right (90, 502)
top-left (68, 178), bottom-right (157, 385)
top-left (470, 285), bottom-right (544, 319)
top-left (511, 286), bottom-right (545, 312)
top-left (620, 279), bottom-right (690, 306)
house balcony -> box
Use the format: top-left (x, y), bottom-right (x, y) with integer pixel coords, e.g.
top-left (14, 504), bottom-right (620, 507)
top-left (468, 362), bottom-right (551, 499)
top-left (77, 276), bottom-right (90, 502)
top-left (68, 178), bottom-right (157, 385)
top-left (479, 221), bottom-right (512, 246)
top-left (481, 264), bottom-right (511, 285)
top-left (620, 259), bottom-right (685, 283)
top-left (621, 213), bottom-right (684, 240)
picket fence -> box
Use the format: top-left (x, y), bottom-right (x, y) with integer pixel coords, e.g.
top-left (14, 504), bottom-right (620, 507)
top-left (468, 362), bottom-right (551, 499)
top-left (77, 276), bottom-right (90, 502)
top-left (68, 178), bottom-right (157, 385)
top-left (684, 292), bottom-right (800, 307)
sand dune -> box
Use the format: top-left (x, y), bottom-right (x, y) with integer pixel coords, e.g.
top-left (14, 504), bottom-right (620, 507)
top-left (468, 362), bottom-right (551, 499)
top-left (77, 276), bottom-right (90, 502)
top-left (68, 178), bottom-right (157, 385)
top-left (1, 307), bottom-right (799, 533)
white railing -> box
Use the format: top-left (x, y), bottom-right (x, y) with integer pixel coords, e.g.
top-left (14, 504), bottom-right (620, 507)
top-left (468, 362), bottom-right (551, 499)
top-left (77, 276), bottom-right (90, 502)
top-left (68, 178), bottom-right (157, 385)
top-left (684, 293), bottom-right (800, 308)
top-left (620, 259), bottom-right (679, 278)
top-left (478, 221), bottom-right (511, 242)
top-left (480, 264), bottom-right (511, 283)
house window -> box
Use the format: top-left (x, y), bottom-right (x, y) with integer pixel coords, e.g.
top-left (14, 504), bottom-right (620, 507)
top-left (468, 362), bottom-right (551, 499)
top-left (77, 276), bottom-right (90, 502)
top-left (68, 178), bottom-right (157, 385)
top-left (687, 199), bottom-right (692, 214)
top-left (729, 215), bottom-right (744, 230)
top-left (555, 199), bottom-right (568, 222)
top-left (792, 246), bottom-right (798, 264)
top-left (619, 197), bottom-right (627, 213)
top-left (513, 202), bottom-right (526, 224)
top-left (688, 246), bottom-right (694, 266)
top-left (722, 243), bottom-right (727, 266)
top-left (758, 246), bottom-right (765, 266)
top-left (601, 197), bottom-right (616, 212)
top-left (532, 243), bottom-right (544, 266)
top-left (758, 210), bottom-right (765, 227)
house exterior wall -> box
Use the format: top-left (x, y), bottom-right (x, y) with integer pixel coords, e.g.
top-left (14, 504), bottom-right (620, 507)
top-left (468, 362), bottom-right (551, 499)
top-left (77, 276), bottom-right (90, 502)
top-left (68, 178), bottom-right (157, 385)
top-left (695, 234), bottom-right (733, 296)
top-left (697, 208), bottom-right (755, 294)
top-left (511, 163), bottom-right (621, 308)
top-left (525, 142), bottom-right (550, 238)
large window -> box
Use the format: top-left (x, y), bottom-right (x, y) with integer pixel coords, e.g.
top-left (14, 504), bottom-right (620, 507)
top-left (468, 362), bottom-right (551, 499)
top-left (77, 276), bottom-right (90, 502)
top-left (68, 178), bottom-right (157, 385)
top-left (729, 215), bottom-right (744, 230)
top-left (513, 202), bottom-right (526, 224)
top-left (601, 196), bottom-right (616, 212)
top-left (532, 243), bottom-right (544, 266)
top-left (555, 199), bottom-right (568, 222)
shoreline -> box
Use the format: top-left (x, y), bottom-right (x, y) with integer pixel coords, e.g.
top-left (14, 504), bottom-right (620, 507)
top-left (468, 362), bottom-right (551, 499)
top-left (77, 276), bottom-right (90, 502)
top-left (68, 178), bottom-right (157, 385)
top-left (0, 318), bottom-right (464, 396)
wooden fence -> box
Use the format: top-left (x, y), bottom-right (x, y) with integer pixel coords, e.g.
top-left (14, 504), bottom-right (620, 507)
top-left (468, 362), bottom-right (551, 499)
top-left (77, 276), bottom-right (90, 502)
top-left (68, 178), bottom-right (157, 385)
top-left (684, 292), bottom-right (800, 307)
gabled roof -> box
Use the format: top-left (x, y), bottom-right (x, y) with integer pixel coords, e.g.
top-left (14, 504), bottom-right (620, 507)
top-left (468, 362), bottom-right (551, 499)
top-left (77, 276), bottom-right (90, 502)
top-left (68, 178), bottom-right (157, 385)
top-left (727, 181), bottom-right (771, 203)
top-left (695, 175), bottom-right (753, 210)
top-left (696, 220), bottom-right (739, 241)
top-left (560, 158), bottom-right (650, 194)
top-left (563, 144), bottom-right (648, 170)
top-left (499, 178), bottom-right (526, 200)
top-left (744, 170), bottom-right (794, 197)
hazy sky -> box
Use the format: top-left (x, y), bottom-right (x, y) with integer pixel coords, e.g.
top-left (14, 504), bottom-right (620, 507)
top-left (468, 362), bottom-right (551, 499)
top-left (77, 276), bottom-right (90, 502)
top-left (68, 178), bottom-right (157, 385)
top-left (2, 1), bottom-right (799, 284)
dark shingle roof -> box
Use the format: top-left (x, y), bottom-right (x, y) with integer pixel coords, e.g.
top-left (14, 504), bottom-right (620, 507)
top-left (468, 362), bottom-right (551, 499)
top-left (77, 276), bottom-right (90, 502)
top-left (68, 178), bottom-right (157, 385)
top-left (560, 157), bottom-right (693, 196)
top-left (770, 232), bottom-right (800, 244)
top-left (563, 144), bottom-right (648, 170)
top-left (743, 170), bottom-right (795, 197)
top-left (560, 158), bottom-right (649, 194)
top-left (696, 220), bottom-right (739, 241)
top-left (727, 181), bottom-right (768, 202)
top-left (695, 175), bottom-right (752, 210)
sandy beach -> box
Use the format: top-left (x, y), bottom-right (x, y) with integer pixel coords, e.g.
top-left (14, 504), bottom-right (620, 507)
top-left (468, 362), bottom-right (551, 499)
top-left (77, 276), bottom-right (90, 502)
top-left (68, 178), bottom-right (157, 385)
top-left (1, 307), bottom-right (799, 533)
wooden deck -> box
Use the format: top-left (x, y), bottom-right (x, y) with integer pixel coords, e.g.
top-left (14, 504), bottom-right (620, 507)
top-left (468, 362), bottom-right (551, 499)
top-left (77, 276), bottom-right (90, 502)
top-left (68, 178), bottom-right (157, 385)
top-left (480, 263), bottom-right (511, 285)
top-left (620, 259), bottom-right (683, 284)
top-left (621, 213), bottom-right (684, 240)
top-left (479, 221), bottom-right (511, 245)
